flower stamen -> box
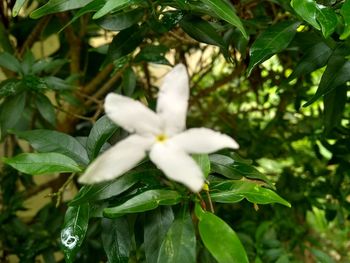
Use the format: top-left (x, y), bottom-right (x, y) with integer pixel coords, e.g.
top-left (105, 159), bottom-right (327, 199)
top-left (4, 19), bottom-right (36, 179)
top-left (156, 134), bottom-right (168, 143)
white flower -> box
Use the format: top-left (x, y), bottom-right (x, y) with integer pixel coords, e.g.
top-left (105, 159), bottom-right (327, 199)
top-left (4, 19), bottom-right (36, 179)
top-left (78, 64), bottom-right (239, 192)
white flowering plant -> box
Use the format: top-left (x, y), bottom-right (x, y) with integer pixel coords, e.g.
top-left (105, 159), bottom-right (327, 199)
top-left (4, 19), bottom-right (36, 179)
top-left (5, 63), bottom-right (290, 263)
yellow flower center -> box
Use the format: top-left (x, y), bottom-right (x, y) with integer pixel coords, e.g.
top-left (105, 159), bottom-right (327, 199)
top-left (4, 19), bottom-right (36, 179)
top-left (156, 134), bottom-right (168, 143)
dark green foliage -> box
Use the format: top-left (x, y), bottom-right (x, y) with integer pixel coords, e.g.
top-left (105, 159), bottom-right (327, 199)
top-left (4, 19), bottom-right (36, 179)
top-left (1, 0), bottom-right (349, 262)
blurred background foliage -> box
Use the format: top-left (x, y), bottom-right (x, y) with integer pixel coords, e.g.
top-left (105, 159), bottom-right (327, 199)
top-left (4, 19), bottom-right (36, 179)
top-left (0, 0), bottom-right (350, 262)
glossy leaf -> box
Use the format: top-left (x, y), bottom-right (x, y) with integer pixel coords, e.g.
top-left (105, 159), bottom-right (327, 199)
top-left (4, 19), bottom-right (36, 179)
top-left (340, 0), bottom-right (350, 39)
top-left (86, 115), bottom-right (118, 160)
top-left (103, 190), bottom-right (182, 218)
top-left (12, 0), bottom-right (27, 16)
top-left (3, 152), bottom-right (82, 175)
top-left (101, 217), bottom-right (131, 263)
top-left (157, 207), bottom-right (196, 263)
top-left (288, 41), bottom-right (332, 80)
top-left (195, 205), bottom-right (249, 263)
top-left (0, 92), bottom-right (26, 135)
top-left (59, 0), bottom-right (106, 30)
top-left (144, 207), bottom-right (174, 263)
top-left (209, 154), bottom-right (272, 186)
top-left (61, 204), bottom-right (89, 263)
top-left (31, 0), bottom-right (94, 19)
top-left (107, 24), bottom-right (145, 61)
top-left (93, 0), bottom-right (139, 19)
top-left (14, 129), bottom-right (89, 165)
top-left (199, 0), bottom-right (247, 39)
top-left (70, 170), bottom-right (144, 205)
top-left (210, 180), bottom-right (291, 207)
top-left (291, 0), bottom-right (320, 30)
top-left (316, 7), bottom-right (337, 38)
top-left (96, 8), bottom-right (144, 31)
top-left (180, 16), bottom-right (226, 50)
top-left (304, 47), bottom-right (350, 106)
top-left (247, 21), bottom-right (300, 75)
top-left (35, 93), bottom-right (56, 126)
top-left (0, 52), bottom-right (21, 73)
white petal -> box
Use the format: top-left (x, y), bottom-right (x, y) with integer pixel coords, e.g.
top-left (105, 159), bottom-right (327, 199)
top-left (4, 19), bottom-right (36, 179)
top-left (78, 135), bottom-right (153, 184)
top-left (149, 142), bottom-right (204, 192)
top-left (105, 93), bottom-right (161, 135)
top-left (170, 128), bottom-right (239, 154)
top-left (156, 64), bottom-right (189, 135)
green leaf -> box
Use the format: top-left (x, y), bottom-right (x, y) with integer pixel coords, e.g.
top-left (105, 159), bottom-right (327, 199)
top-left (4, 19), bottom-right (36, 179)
top-left (61, 204), bottom-right (89, 263)
top-left (107, 24), bottom-right (145, 61)
top-left (0, 23), bottom-right (14, 53)
top-left (192, 154), bottom-right (211, 178)
top-left (93, 0), bottom-right (140, 19)
top-left (86, 115), bottom-right (118, 160)
top-left (4, 152), bottom-right (82, 175)
top-left (144, 207), bottom-right (174, 263)
top-left (180, 16), bottom-right (227, 50)
top-left (59, 0), bottom-right (106, 31)
top-left (157, 207), bottom-right (196, 263)
top-left (0, 92), bottom-right (26, 135)
top-left (122, 67), bottom-right (136, 96)
top-left (316, 7), bottom-right (337, 38)
top-left (70, 170), bottom-right (145, 205)
top-left (35, 93), bottom-right (56, 126)
top-left (323, 85), bottom-right (347, 134)
top-left (0, 52), bottom-right (21, 73)
top-left (101, 217), bottom-right (132, 263)
top-left (195, 205), bottom-right (249, 263)
top-left (43, 76), bottom-right (72, 90)
top-left (199, 0), bottom-right (248, 39)
top-left (291, 0), bottom-right (320, 30)
top-left (340, 0), bottom-right (350, 40)
top-left (13, 0), bottom-right (29, 16)
top-left (304, 46), bottom-right (350, 106)
top-left (96, 8), bottom-right (144, 31)
top-left (103, 190), bottom-right (182, 218)
top-left (0, 79), bottom-right (20, 96)
top-left (209, 154), bottom-right (272, 186)
top-left (247, 21), bottom-right (300, 75)
top-left (30, 0), bottom-right (94, 19)
top-left (14, 129), bottom-right (89, 165)
top-left (288, 41), bottom-right (332, 81)
top-left (210, 180), bottom-right (291, 207)
top-left (134, 45), bottom-right (170, 65)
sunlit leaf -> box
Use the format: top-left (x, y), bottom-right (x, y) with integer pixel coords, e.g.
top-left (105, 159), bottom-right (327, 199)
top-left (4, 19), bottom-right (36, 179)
top-left (316, 7), bottom-right (337, 38)
top-left (340, 0), bottom-right (350, 40)
top-left (247, 21), bottom-right (300, 75)
top-left (199, 0), bottom-right (247, 39)
top-left (291, 0), bottom-right (320, 30)
top-left (31, 0), bottom-right (94, 19)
